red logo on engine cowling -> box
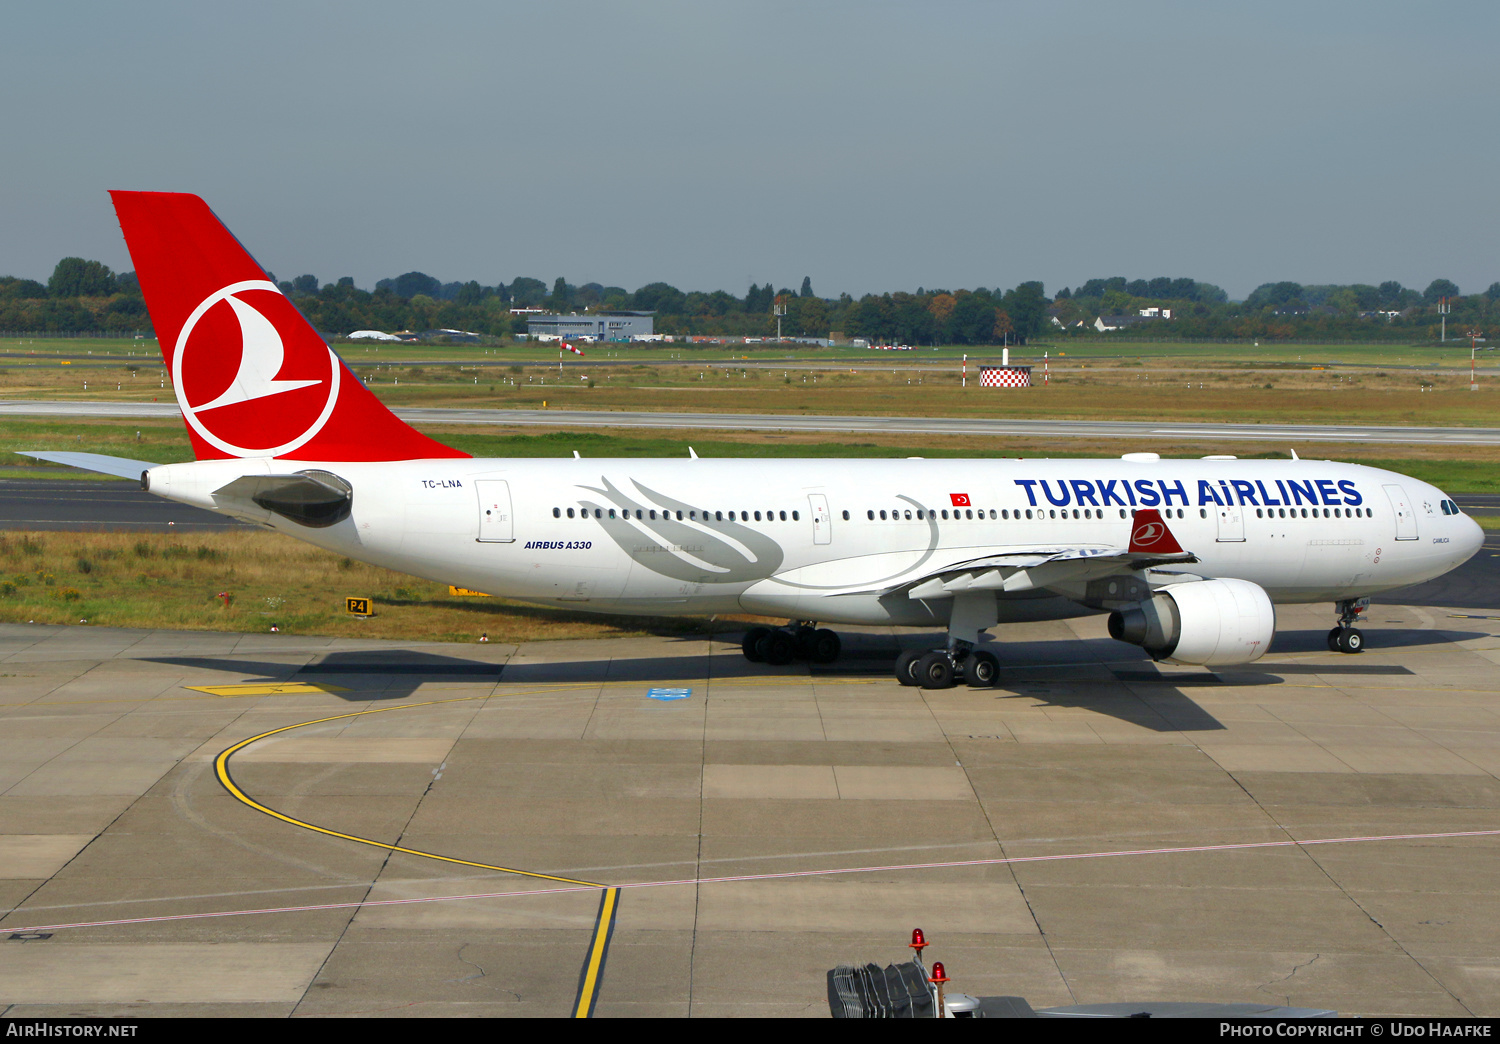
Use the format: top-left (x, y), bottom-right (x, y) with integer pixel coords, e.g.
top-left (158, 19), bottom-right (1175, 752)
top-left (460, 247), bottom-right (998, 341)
top-left (173, 280), bottom-right (341, 457)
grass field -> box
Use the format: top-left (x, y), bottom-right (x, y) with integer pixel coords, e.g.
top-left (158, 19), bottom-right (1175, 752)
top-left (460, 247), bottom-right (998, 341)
top-left (6, 334), bottom-right (1495, 369)
top-left (0, 530), bottom-right (746, 643)
top-left (5, 415), bottom-right (1500, 492)
top-left (4, 349), bottom-right (1499, 428)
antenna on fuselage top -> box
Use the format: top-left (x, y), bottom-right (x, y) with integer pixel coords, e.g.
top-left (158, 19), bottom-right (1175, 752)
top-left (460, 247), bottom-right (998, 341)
top-left (1290, 448), bottom-right (1300, 460)
top-left (689, 446), bottom-right (699, 459)
top-left (573, 450), bottom-right (581, 459)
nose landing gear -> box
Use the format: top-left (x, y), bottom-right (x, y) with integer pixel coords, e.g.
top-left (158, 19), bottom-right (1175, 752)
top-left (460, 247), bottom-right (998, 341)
top-left (1328, 598), bottom-right (1369, 654)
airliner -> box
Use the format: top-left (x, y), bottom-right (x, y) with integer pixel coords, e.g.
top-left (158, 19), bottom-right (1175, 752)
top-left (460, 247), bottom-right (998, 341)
top-left (22, 192), bottom-right (1485, 688)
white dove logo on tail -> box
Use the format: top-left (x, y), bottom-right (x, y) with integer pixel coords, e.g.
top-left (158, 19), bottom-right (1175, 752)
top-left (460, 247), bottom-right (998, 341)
top-left (192, 293), bottom-right (321, 411)
top-left (173, 280), bottom-right (341, 458)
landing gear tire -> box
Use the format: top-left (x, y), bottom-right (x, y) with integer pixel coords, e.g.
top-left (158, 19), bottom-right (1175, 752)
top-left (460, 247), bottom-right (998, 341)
top-left (743, 627), bottom-right (771, 662)
top-left (916, 651), bottom-right (955, 690)
top-left (894, 650), bottom-right (922, 687)
top-left (963, 650), bottom-right (999, 688)
top-left (793, 626), bottom-right (818, 659)
top-left (808, 628), bottom-right (841, 664)
top-left (761, 630), bottom-right (797, 666)
top-left (1328, 626), bottom-right (1363, 654)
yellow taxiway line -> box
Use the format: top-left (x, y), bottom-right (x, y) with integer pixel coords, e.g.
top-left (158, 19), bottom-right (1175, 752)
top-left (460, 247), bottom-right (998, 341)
top-left (211, 688), bottom-right (620, 1016)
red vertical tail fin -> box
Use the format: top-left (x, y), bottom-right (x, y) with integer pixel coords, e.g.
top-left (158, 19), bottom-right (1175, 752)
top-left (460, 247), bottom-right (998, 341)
top-left (110, 191), bottom-right (467, 462)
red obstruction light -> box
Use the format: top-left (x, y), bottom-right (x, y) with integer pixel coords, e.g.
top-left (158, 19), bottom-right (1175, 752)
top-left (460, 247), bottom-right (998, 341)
top-left (928, 961), bottom-right (950, 984)
top-left (909, 928), bottom-right (928, 952)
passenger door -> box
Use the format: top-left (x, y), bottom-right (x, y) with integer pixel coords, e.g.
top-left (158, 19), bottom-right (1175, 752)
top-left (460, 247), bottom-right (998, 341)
top-left (1215, 500), bottom-right (1245, 542)
top-left (476, 479), bottom-right (514, 542)
top-left (1383, 484), bottom-right (1418, 540)
top-left (808, 493), bottom-right (832, 545)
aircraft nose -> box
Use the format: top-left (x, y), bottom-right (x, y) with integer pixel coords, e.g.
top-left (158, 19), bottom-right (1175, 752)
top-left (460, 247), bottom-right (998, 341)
top-left (1458, 514), bottom-right (1486, 563)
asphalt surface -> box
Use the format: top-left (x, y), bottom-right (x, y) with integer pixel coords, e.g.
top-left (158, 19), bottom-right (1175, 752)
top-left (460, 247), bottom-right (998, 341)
top-left (8, 399), bottom-right (1500, 445)
top-left (5, 605), bottom-right (1500, 1016)
top-left (0, 479), bottom-right (248, 531)
top-left (1, 479), bottom-right (1495, 610)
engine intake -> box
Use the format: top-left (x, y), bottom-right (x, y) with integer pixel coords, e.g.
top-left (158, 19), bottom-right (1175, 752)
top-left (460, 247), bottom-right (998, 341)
top-left (1107, 578), bottom-right (1275, 666)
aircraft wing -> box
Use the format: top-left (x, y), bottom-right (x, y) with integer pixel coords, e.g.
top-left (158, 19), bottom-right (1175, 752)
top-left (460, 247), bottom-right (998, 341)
top-left (893, 508), bottom-right (1198, 601)
top-left (16, 450), bottom-right (157, 481)
top-left (899, 545), bottom-right (1198, 600)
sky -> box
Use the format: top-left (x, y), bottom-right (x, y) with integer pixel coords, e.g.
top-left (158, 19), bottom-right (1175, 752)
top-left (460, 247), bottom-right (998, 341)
top-left (4, 1), bottom-right (1497, 301)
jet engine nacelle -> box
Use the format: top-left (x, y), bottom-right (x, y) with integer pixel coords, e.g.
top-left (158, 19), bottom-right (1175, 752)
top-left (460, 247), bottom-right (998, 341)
top-left (1107, 578), bottom-right (1275, 666)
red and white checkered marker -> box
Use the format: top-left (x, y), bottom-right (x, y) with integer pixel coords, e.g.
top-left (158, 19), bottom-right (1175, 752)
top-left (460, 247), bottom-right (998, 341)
top-left (979, 366), bottom-right (1031, 387)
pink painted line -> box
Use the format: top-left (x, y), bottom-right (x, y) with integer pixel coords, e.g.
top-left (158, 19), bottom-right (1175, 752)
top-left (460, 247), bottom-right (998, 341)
top-left (7, 827), bottom-right (1498, 934)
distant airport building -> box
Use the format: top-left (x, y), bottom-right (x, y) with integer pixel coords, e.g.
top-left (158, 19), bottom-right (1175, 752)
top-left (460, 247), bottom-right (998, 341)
top-left (528, 311), bottom-right (654, 341)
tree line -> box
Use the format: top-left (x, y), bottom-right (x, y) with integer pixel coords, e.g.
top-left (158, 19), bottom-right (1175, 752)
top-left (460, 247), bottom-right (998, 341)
top-left (4, 256), bottom-right (1498, 345)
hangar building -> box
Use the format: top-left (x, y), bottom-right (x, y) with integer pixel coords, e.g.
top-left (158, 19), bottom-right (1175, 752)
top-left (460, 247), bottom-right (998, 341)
top-left (528, 311), bottom-right (654, 341)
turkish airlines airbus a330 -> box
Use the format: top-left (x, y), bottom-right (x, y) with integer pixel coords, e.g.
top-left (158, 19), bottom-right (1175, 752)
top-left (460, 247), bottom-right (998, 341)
top-left (23, 192), bottom-right (1485, 688)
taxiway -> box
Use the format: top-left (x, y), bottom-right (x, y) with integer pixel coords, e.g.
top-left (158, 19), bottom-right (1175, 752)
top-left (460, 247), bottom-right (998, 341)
top-left (7, 399), bottom-right (1500, 445)
top-left (2, 605), bottom-right (1499, 1016)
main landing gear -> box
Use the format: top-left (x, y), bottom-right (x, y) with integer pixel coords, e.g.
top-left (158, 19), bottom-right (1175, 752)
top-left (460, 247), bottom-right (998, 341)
top-left (895, 590), bottom-right (1003, 690)
top-left (894, 643), bottom-right (999, 690)
top-left (1327, 597), bottom-right (1369, 654)
top-left (742, 623), bottom-right (841, 666)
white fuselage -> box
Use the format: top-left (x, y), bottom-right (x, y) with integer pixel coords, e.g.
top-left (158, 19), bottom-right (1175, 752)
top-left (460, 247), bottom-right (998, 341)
top-left (145, 455), bottom-right (1484, 627)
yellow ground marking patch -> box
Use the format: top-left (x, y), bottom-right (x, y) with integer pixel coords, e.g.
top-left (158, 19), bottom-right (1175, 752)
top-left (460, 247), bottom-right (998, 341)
top-left (573, 887), bottom-right (619, 1018)
top-left (186, 682), bottom-right (350, 697)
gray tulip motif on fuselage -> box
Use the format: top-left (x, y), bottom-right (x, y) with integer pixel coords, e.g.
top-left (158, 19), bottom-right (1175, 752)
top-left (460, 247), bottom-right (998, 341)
top-left (579, 476), bottom-right (785, 583)
top-left (580, 479), bottom-right (947, 591)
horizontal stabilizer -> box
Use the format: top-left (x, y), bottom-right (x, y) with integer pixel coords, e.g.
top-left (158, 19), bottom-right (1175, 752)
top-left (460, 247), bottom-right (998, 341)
top-left (17, 450), bottom-right (157, 481)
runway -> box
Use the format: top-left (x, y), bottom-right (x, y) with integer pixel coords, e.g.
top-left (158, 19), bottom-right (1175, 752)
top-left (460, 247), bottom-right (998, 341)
top-left (2, 607), bottom-right (1500, 1017)
top-left (7, 398), bottom-right (1500, 445)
